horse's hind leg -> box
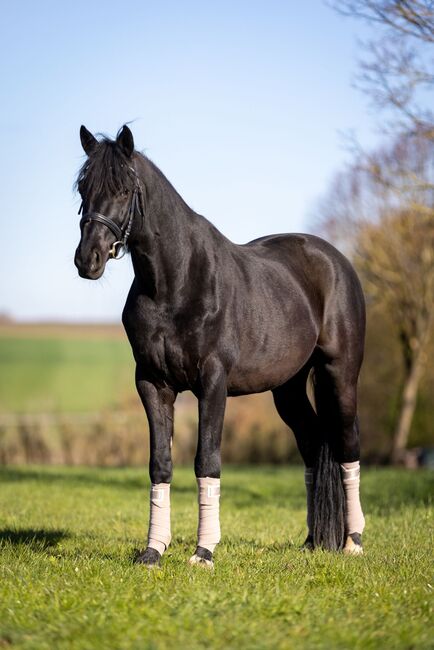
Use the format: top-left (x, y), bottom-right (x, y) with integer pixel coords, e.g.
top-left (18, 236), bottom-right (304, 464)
top-left (314, 356), bottom-right (365, 554)
top-left (272, 364), bottom-right (321, 548)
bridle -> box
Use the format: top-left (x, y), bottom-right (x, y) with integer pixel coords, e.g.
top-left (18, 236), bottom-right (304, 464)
top-left (78, 164), bottom-right (143, 260)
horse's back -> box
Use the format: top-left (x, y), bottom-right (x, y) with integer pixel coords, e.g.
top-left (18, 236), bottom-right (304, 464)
top-left (244, 232), bottom-right (353, 271)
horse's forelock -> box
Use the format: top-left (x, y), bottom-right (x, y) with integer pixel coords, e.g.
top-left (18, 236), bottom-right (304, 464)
top-left (75, 137), bottom-right (136, 200)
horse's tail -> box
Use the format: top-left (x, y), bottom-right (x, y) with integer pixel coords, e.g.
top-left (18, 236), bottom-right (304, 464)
top-left (310, 369), bottom-right (346, 551)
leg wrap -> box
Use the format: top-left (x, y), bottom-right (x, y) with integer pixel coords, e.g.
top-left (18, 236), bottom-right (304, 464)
top-left (147, 483), bottom-right (171, 555)
top-left (341, 461), bottom-right (365, 535)
top-left (197, 477), bottom-right (221, 553)
top-left (304, 467), bottom-right (314, 536)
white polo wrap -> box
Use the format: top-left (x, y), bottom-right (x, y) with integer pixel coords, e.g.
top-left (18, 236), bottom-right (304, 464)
top-left (147, 482), bottom-right (171, 555)
top-left (341, 461), bottom-right (365, 535)
top-left (197, 477), bottom-right (221, 552)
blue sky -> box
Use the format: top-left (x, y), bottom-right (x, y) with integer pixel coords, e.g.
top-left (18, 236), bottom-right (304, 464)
top-left (0, 0), bottom-right (377, 322)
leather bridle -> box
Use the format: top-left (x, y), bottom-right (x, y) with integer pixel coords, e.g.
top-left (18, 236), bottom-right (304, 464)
top-left (78, 165), bottom-right (143, 260)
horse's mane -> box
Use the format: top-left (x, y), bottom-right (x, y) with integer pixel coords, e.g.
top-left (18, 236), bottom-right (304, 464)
top-left (75, 130), bottom-right (138, 199)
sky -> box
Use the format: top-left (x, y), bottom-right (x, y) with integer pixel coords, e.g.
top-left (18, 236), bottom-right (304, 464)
top-left (0, 0), bottom-right (378, 322)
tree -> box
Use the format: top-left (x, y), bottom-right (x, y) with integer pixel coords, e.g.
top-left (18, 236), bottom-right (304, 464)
top-left (321, 2), bottom-right (434, 460)
top-left (356, 209), bottom-right (434, 461)
top-left (317, 133), bottom-right (434, 461)
top-left (331, 1), bottom-right (434, 138)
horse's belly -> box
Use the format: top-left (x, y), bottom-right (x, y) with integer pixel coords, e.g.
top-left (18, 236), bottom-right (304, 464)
top-left (227, 330), bottom-right (317, 395)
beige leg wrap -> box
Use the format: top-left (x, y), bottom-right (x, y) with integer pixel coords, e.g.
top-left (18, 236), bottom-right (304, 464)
top-left (304, 468), bottom-right (314, 536)
top-left (197, 477), bottom-right (221, 553)
top-left (147, 483), bottom-right (171, 555)
top-left (341, 461), bottom-right (365, 535)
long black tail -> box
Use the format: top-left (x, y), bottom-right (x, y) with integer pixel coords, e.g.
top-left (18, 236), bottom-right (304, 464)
top-left (311, 370), bottom-right (346, 551)
top-left (313, 442), bottom-right (345, 550)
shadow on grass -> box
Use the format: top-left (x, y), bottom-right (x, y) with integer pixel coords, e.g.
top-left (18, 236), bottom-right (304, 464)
top-left (0, 527), bottom-right (69, 549)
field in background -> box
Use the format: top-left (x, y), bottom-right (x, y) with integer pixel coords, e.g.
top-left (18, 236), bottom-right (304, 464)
top-left (0, 335), bottom-right (133, 413)
top-left (0, 323), bottom-right (294, 465)
top-left (0, 466), bottom-right (432, 649)
top-left (0, 322), bottom-right (133, 413)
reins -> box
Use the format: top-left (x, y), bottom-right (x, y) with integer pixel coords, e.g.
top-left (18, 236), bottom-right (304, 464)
top-left (78, 164), bottom-right (143, 260)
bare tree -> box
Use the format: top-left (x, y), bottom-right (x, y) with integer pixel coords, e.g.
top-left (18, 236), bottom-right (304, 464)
top-left (331, 0), bottom-right (434, 137)
top-left (321, 2), bottom-right (434, 459)
top-left (317, 133), bottom-right (434, 461)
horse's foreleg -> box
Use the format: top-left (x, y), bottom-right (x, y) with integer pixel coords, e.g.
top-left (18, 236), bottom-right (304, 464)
top-left (134, 367), bottom-right (176, 566)
top-left (190, 358), bottom-right (227, 568)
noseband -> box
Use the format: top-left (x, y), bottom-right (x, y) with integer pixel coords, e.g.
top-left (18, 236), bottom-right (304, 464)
top-left (78, 165), bottom-right (143, 260)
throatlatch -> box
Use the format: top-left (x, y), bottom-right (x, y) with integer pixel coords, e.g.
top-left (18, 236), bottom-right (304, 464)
top-left (147, 483), bottom-right (171, 555)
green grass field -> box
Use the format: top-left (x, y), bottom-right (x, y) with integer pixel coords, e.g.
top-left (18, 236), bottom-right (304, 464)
top-left (0, 335), bottom-right (134, 413)
top-left (0, 466), bottom-right (432, 649)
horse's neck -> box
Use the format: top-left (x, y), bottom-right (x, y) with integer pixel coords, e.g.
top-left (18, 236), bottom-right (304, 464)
top-left (130, 156), bottom-right (227, 299)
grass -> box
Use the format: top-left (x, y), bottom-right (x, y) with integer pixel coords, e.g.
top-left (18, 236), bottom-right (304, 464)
top-left (0, 466), bottom-right (432, 649)
top-left (0, 336), bottom-right (134, 413)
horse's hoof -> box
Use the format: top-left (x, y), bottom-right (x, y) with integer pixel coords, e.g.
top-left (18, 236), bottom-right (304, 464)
top-left (301, 534), bottom-right (314, 551)
top-left (343, 533), bottom-right (363, 555)
top-left (189, 546), bottom-right (214, 569)
top-left (134, 547), bottom-right (162, 567)
top-left (189, 554), bottom-right (214, 568)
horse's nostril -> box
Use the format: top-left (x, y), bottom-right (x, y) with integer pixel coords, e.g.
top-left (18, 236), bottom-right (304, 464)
top-left (90, 249), bottom-right (101, 270)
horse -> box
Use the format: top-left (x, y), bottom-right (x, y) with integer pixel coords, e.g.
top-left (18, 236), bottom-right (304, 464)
top-left (74, 125), bottom-right (366, 567)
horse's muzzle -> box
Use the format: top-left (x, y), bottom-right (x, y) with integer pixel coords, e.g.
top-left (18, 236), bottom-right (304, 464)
top-left (74, 247), bottom-right (106, 280)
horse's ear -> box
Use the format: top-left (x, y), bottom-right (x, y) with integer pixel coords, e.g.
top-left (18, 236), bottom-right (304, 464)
top-left (116, 125), bottom-right (134, 158)
top-left (80, 125), bottom-right (98, 156)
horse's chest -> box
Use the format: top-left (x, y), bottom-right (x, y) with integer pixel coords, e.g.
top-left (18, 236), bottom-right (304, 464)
top-left (122, 297), bottom-right (199, 389)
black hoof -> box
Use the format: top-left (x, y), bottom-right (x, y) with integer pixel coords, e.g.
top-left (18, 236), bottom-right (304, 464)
top-left (301, 535), bottom-right (314, 551)
top-left (189, 546), bottom-right (214, 567)
top-left (349, 532), bottom-right (362, 546)
top-left (343, 532), bottom-right (363, 555)
top-left (195, 546), bottom-right (213, 562)
top-left (134, 547), bottom-right (161, 567)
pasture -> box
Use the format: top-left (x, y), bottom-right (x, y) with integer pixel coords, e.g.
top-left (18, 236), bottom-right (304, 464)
top-left (0, 466), bottom-right (432, 649)
top-left (0, 324), bottom-right (134, 413)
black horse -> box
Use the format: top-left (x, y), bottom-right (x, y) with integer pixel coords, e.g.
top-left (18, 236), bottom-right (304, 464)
top-left (75, 125), bottom-right (366, 567)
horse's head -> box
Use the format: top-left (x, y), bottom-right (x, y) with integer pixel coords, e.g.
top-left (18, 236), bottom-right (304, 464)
top-left (74, 125), bottom-right (140, 279)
